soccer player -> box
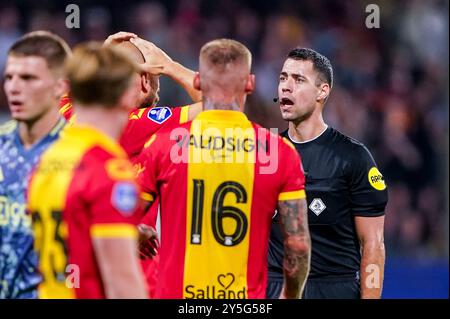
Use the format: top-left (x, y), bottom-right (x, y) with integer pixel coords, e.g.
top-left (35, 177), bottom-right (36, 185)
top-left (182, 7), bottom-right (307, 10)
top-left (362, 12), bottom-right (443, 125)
top-left (0, 31), bottom-right (69, 298)
top-left (138, 39), bottom-right (311, 299)
top-left (27, 43), bottom-right (149, 299)
top-left (106, 35), bottom-right (204, 296)
top-left (267, 48), bottom-right (388, 299)
top-left (58, 32), bottom-right (203, 161)
top-left (120, 36), bottom-right (203, 161)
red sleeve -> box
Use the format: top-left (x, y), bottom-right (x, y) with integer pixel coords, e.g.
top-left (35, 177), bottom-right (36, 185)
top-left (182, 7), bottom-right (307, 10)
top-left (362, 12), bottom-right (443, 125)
top-left (136, 133), bottom-right (161, 203)
top-left (81, 149), bottom-right (144, 237)
top-left (120, 106), bottom-right (183, 159)
top-left (278, 137), bottom-right (306, 201)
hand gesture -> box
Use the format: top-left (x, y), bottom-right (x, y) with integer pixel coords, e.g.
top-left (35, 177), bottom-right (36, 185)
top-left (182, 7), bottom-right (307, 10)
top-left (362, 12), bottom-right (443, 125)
top-left (137, 223), bottom-right (159, 259)
top-left (104, 31), bottom-right (137, 47)
top-left (130, 37), bottom-right (174, 75)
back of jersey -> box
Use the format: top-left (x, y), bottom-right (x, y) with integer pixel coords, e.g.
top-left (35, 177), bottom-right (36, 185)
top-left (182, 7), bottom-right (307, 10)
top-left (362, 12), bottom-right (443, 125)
top-left (28, 125), bottom-right (142, 299)
top-left (139, 110), bottom-right (305, 299)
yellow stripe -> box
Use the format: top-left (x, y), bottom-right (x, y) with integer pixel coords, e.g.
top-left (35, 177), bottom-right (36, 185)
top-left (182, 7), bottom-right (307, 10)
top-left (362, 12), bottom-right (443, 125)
top-left (65, 125), bottom-right (126, 158)
top-left (0, 120), bottom-right (17, 135)
top-left (49, 118), bottom-right (66, 136)
top-left (282, 137), bottom-right (296, 151)
top-left (179, 105), bottom-right (189, 124)
top-left (141, 192), bottom-right (154, 202)
top-left (278, 189), bottom-right (306, 200)
top-left (59, 103), bottom-right (71, 114)
top-left (68, 114), bottom-right (77, 125)
top-left (278, 189), bottom-right (306, 201)
top-left (90, 224), bottom-right (138, 238)
top-left (184, 112), bottom-right (254, 298)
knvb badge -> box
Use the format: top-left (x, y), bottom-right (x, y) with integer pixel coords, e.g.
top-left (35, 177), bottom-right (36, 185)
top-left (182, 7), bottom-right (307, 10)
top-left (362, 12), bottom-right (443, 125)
top-left (148, 107), bottom-right (173, 124)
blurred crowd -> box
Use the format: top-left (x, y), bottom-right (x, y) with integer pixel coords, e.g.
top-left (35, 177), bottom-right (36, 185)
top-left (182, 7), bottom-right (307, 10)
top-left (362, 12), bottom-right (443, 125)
top-left (0, 0), bottom-right (448, 257)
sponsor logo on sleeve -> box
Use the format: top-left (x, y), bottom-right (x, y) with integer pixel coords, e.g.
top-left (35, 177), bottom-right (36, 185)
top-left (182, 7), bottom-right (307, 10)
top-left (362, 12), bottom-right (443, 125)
top-left (111, 182), bottom-right (138, 216)
top-left (148, 107), bottom-right (172, 124)
top-left (368, 167), bottom-right (386, 191)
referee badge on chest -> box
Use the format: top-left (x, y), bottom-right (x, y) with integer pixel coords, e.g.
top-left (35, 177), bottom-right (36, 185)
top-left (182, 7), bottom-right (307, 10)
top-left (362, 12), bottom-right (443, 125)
top-left (309, 198), bottom-right (326, 216)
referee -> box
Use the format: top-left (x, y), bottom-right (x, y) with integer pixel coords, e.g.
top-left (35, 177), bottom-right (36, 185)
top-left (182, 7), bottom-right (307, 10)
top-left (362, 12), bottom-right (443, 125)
top-left (267, 48), bottom-right (388, 299)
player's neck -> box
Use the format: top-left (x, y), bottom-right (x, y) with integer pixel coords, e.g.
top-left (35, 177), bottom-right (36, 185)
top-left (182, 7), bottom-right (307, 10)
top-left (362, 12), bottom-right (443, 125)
top-left (75, 106), bottom-right (126, 141)
top-left (203, 95), bottom-right (242, 111)
top-left (18, 108), bottom-right (60, 150)
top-left (288, 113), bottom-right (327, 143)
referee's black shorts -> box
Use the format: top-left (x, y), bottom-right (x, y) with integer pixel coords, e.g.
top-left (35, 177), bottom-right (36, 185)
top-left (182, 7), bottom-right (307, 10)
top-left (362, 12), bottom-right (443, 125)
top-left (266, 274), bottom-right (360, 299)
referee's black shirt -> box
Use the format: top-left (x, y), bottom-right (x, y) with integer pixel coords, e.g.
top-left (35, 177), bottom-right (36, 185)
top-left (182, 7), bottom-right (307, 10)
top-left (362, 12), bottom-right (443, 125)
top-left (268, 126), bottom-right (388, 279)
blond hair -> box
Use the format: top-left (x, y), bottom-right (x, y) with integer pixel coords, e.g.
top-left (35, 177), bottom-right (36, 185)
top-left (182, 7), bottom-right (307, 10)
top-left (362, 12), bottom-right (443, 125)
top-left (199, 39), bottom-right (252, 99)
top-left (200, 38), bottom-right (252, 72)
top-left (66, 42), bottom-right (140, 107)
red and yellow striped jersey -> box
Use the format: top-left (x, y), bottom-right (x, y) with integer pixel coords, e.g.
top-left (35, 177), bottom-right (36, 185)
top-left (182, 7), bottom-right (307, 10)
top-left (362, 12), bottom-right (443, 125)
top-left (58, 94), bottom-right (74, 123)
top-left (57, 95), bottom-right (190, 160)
top-left (120, 105), bottom-right (190, 161)
top-left (28, 125), bottom-right (143, 299)
top-left (138, 110), bottom-right (306, 299)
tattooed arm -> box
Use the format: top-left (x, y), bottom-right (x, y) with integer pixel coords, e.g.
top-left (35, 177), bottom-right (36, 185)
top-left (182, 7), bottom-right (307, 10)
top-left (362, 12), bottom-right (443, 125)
top-left (277, 198), bottom-right (311, 299)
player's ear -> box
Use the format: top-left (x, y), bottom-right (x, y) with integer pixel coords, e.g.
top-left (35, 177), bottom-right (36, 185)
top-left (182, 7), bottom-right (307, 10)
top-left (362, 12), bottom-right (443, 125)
top-left (54, 78), bottom-right (69, 100)
top-left (316, 83), bottom-right (330, 102)
top-left (193, 72), bottom-right (201, 91)
top-left (245, 74), bottom-right (255, 94)
top-left (141, 73), bottom-right (151, 94)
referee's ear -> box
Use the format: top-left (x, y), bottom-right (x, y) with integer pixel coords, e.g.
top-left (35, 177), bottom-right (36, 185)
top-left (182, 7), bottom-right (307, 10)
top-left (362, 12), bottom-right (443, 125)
top-left (316, 82), bottom-right (330, 102)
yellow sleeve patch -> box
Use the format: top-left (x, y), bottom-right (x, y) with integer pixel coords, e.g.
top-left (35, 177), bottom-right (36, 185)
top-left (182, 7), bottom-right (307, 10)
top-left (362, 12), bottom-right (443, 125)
top-left (368, 167), bottom-right (387, 191)
top-left (105, 158), bottom-right (135, 180)
top-left (90, 224), bottom-right (138, 238)
top-left (179, 105), bottom-right (190, 124)
top-left (278, 189), bottom-right (306, 201)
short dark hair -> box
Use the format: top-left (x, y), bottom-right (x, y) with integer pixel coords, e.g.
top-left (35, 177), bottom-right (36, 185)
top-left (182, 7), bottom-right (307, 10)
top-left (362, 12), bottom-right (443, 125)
top-left (8, 30), bottom-right (71, 72)
top-left (287, 48), bottom-right (333, 88)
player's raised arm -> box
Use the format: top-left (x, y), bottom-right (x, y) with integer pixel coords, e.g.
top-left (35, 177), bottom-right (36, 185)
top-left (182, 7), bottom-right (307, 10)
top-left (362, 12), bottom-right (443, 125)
top-left (277, 198), bottom-right (311, 299)
top-left (130, 37), bottom-right (202, 103)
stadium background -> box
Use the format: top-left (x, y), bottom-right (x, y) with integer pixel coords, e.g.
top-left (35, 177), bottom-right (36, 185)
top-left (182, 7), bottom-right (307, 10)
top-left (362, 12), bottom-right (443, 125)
top-left (0, 0), bottom-right (448, 298)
